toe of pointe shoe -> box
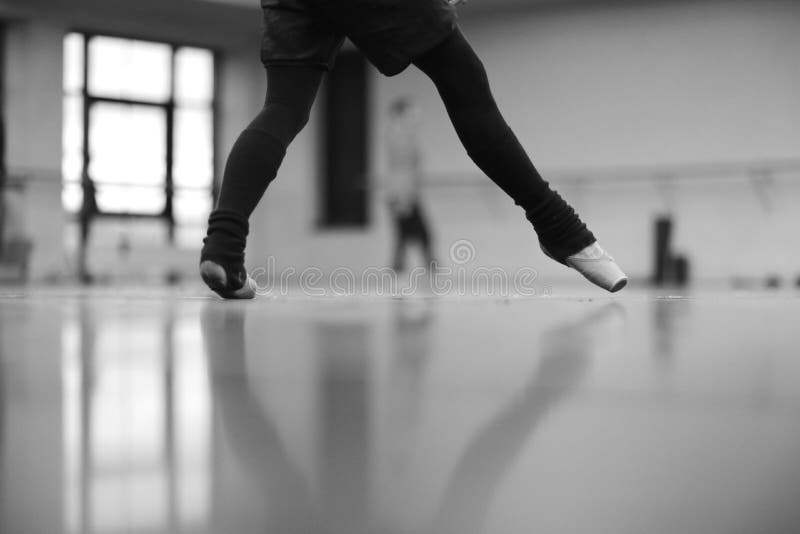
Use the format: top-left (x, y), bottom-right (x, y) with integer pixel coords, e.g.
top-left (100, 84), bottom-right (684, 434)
top-left (565, 256), bottom-right (628, 293)
top-left (200, 261), bottom-right (256, 300)
top-left (607, 276), bottom-right (628, 293)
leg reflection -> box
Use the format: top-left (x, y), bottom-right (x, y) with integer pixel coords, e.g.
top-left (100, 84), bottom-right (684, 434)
top-left (201, 305), bottom-right (317, 533)
top-left (430, 304), bottom-right (625, 534)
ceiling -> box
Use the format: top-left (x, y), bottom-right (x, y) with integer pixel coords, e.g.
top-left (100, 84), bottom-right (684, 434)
top-left (196, 0), bottom-right (585, 15)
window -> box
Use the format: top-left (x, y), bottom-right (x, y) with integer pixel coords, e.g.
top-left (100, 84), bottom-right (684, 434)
top-left (62, 33), bottom-right (215, 248)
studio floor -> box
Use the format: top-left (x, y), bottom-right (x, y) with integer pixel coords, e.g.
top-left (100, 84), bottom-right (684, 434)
top-left (1, 288), bottom-right (799, 534)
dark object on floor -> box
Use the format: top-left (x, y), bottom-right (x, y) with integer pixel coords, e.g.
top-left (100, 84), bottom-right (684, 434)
top-left (0, 238), bottom-right (33, 283)
top-left (672, 255), bottom-right (690, 287)
top-left (652, 215), bottom-right (691, 287)
top-left (653, 216), bottom-right (672, 286)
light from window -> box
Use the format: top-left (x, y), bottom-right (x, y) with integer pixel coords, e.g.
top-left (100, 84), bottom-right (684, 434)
top-left (174, 190), bottom-right (212, 224)
top-left (62, 33), bottom-right (84, 214)
top-left (63, 33), bottom-right (84, 94)
top-left (62, 95), bottom-right (83, 182)
top-left (174, 108), bottom-right (214, 189)
top-left (61, 32), bottom-right (216, 249)
top-left (88, 36), bottom-right (172, 103)
top-left (175, 48), bottom-right (214, 106)
top-left (88, 103), bottom-right (166, 188)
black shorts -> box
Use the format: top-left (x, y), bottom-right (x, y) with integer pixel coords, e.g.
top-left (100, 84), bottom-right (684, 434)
top-left (394, 202), bottom-right (430, 244)
top-left (260, 0), bottom-right (457, 76)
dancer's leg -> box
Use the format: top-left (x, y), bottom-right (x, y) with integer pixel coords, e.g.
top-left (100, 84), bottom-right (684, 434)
top-left (201, 66), bottom-right (324, 297)
top-left (413, 29), bottom-right (594, 261)
top-left (413, 29), bottom-right (627, 291)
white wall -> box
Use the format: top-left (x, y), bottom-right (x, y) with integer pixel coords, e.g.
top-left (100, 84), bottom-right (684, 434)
top-left (3, 21), bottom-right (67, 280)
top-left (410, 0), bottom-right (800, 171)
top-left (252, 0), bottom-right (800, 287)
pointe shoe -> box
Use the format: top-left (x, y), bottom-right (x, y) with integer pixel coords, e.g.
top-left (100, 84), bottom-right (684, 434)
top-left (541, 242), bottom-right (628, 293)
top-left (200, 260), bottom-right (256, 300)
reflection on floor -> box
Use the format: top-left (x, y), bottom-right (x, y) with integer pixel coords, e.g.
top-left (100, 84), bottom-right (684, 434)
top-left (1, 290), bottom-right (800, 534)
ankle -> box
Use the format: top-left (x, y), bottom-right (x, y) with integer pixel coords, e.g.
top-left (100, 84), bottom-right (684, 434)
top-left (540, 235), bottom-right (596, 263)
top-left (201, 209), bottom-right (249, 264)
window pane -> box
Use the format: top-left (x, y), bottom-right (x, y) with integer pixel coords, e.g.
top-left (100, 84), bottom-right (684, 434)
top-left (89, 103), bottom-right (166, 188)
top-left (62, 96), bottom-right (83, 182)
top-left (173, 109), bottom-right (213, 188)
top-left (88, 36), bottom-right (171, 102)
top-left (62, 182), bottom-right (83, 213)
top-left (63, 33), bottom-right (84, 93)
top-left (175, 225), bottom-right (206, 250)
top-left (62, 150), bottom-right (83, 187)
top-left (174, 190), bottom-right (212, 224)
top-left (174, 48), bottom-right (214, 105)
top-left (96, 185), bottom-right (165, 214)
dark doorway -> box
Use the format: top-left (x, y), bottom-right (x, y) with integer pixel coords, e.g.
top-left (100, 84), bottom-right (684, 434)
top-left (319, 49), bottom-right (370, 228)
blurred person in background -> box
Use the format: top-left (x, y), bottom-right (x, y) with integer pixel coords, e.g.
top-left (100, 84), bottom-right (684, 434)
top-left (385, 97), bottom-right (434, 272)
top-left (200, 0), bottom-right (627, 299)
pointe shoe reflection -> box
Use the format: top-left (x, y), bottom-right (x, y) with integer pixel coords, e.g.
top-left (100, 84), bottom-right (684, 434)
top-left (430, 303), bottom-right (625, 534)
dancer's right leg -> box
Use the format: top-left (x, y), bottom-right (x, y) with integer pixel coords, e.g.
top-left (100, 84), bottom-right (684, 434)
top-left (201, 66), bottom-right (324, 298)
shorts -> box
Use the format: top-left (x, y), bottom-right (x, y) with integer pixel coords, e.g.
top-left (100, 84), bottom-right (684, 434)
top-left (393, 202), bottom-right (430, 244)
top-left (260, 0), bottom-right (457, 76)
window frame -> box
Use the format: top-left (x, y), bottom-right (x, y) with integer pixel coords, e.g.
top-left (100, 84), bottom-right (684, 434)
top-left (65, 30), bottom-right (219, 244)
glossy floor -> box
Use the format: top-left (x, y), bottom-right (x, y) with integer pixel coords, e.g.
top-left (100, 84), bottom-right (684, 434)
top-left (1, 289), bottom-right (800, 534)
